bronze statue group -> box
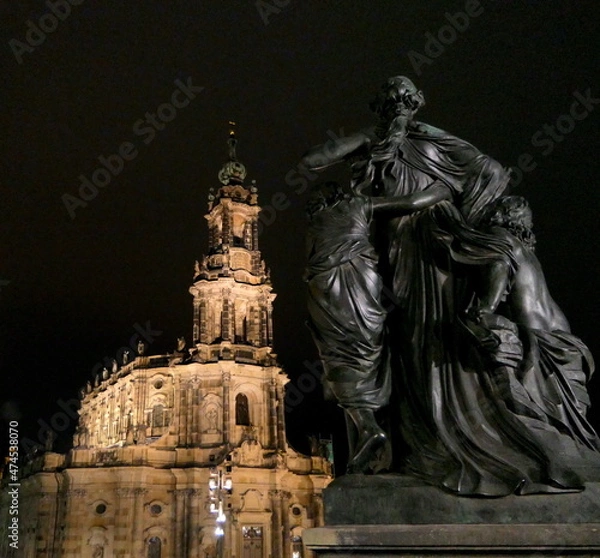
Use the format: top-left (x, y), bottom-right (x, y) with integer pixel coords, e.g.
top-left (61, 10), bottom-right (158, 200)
top-left (301, 76), bottom-right (600, 497)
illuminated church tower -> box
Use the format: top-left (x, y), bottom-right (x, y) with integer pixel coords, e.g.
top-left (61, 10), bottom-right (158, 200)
top-left (190, 128), bottom-right (275, 365)
top-left (0, 129), bottom-right (332, 558)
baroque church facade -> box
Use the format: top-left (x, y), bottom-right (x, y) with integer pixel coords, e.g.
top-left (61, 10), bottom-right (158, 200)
top-left (1, 132), bottom-right (332, 558)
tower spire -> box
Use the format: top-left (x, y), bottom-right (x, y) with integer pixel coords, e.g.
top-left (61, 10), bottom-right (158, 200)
top-left (228, 120), bottom-right (238, 161)
top-left (218, 121), bottom-right (247, 185)
top-left (191, 129), bottom-right (273, 364)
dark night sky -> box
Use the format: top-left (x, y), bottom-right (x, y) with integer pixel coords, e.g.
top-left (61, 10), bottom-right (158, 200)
top-left (1, 0), bottom-right (599, 460)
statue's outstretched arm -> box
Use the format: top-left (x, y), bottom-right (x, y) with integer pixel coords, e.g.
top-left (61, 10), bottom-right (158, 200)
top-left (300, 132), bottom-right (370, 170)
top-left (371, 181), bottom-right (451, 214)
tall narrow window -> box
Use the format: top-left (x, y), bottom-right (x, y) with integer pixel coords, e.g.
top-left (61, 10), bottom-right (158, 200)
top-left (235, 393), bottom-right (250, 426)
top-left (148, 536), bottom-right (161, 558)
top-left (152, 405), bottom-right (164, 428)
top-left (151, 405), bottom-right (169, 437)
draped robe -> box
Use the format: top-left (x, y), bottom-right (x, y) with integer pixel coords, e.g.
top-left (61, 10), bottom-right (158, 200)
top-left (305, 197), bottom-right (391, 410)
top-left (353, 121), bottom-right (600, 495)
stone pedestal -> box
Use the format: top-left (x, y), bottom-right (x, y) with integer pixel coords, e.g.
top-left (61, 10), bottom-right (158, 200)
top-left (303, 475), bottom-right (600, 557)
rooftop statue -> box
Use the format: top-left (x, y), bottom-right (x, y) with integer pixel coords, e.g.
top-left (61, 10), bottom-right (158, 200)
top-left (300, 76), bottom-right (600, 496)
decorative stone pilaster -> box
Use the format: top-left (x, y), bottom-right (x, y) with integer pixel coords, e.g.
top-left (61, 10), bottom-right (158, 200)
top-left (186, 489), bottom-right (202, 558)
top-left (222, 292), bottom-right (232, 342)
top-left (313, 493), bottom-right (325, 527)
top-left (270, 490), bottom-right (283, 557)
top-left (282, 491), bottom-right (292, 558)
top-left (222, 370), bottom-right (231, 444)
top-left (131, 487), bottom-right (148, 557)
top-left (260, 300), bottom-right (268, 346)
top-left (193, 300), bottom-right (200, 343)
top-left (266, 298), bottom-right (274, 346)
top-left (173, 489), bottom-right (188, 557)
top-left (185, 381), bottom-right (193, 446)
top-left (269, 379), bottom-right (278, 449)
top-left (276, 382), bottom-right (286, 451)
top-left (171, 375), bottom-right (181, 439)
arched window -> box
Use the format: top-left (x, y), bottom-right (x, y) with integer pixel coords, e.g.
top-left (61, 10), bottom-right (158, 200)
top-left (148, 536), bottom-right (161, 558)
top-left (235, 393), bottom-right (250, 426)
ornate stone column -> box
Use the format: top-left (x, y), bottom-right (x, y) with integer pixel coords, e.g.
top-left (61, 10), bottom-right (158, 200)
top-left (135, 373), bottom-right (148, 429)
top-left (260, 298), bottom-right (268, 346)
top-left (131, 487), bottom-right (148, 556)
top-left (266, 299), bottom-right (274, 346)
top-left (113, 487), bottom-right (128, 556)
top-left (222, 289), bottom-right (232, 342)
top-left (268, 378), bottom-right (278, 449)
top-left (192, 298), bottom-right (200, 343)
top-left (282, 491), bottom-right (292, 558)
top-left (171, 375), bottom-right (181, 441)
top-left (173, 488), bottom-right (188, 557)
top-left (230, 511), bottom-right (240, 558)
top-left (199, 300), bottom-right (208, 344)
top-left (252, 216), bottom-right (259, 251)
top-left (222, 370), bottom-right (231, 444)
top-left (186, 380), bottom-right (193, 446)
top-left (187, 489), bottom-right (201, 558)
top-left (107, 391), bottom-right (115, 443)
top-left (222, 201), bottom-right (232, 245)
top-left (276, 382), bottom-right (286, 451)
top-left (57, 484), bottom-right (84, 558)
top-left (191, 376), bottom-right (200, 445)
top-left (270, 490), bottom-right (283, 558)
top-left (313, 492), bottom-right (325, 526)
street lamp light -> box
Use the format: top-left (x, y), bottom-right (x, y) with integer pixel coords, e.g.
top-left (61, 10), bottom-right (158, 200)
top-left (209, 467), bottom-right (232, 557)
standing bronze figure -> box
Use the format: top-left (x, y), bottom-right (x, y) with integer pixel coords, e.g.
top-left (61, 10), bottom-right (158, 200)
top-left (301, 76), bottom-right (600, 496)
top-left (305, 180), bottom-right (450, 473)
